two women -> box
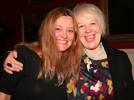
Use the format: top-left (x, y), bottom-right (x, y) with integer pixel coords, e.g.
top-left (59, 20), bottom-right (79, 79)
top-left (2, 3), bottom-right (134, 100)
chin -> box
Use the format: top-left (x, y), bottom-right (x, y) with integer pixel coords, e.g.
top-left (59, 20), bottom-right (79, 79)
top-left (58, 48), bottom-right (68, 52)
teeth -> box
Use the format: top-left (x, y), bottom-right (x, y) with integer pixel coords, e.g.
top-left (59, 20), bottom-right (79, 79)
top-left (57, 40), bottom-right (67, 44)
top-left (86, 35), bottom-right (93, 39)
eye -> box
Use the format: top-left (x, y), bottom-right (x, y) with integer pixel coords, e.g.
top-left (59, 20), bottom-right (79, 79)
top-left (56, 28), bottom-right (61, 31)
top-left (91, 22), bottom-right (96, 25)
top-left (68, 29), bottom-right (74, 33)
top-left (78, 25), bottom-right (83, 28)
top-left (68, 29), bottom-right (74, 32)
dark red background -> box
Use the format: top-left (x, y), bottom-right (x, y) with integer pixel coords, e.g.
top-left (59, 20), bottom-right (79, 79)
top-left (0, 0), bottom-right (134, 51)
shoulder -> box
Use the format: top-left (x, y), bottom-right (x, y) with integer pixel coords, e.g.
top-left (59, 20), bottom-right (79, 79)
top-left (103, 43), bottom-right (128, 57)
top-left (16, 45), bottom-right (37, 57)
top-left (16, 45), bottom-right (32, 54)
top-left (16, 45), bottom-right (39, 63)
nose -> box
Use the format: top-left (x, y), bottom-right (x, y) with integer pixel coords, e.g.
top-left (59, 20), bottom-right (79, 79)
top-left (61, 30), bottom-right (67, 39)
top-left (85, 25), bottom-right (91, 33)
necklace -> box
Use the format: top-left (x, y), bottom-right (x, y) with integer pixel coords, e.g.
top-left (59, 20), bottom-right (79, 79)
top-left (83, 42), bottom-right (104, 58)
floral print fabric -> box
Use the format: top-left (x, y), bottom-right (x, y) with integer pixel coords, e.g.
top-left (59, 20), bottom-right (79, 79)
top-left (66, 53), bottom-right (114, 100)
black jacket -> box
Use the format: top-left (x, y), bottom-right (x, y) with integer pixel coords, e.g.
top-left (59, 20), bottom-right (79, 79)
top-left (103, 43), bottom-right (134, 100)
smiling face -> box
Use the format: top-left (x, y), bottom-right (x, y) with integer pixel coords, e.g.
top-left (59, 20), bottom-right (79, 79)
top-left (55, 16), bottom-right (74, 53)
top-left (76, 14), bottom-right (101, 51)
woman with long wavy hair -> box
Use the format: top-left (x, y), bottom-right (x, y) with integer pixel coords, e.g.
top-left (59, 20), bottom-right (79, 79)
top-left (0, 7), bottom-right (82, 100)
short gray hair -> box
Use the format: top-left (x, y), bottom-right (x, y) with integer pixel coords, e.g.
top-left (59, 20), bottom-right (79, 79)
top-left (73, 3), bottom-right (106, 37)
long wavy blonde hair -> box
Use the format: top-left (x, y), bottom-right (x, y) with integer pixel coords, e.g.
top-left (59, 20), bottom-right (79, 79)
top-left (15, 7), bottom-right (83, 86)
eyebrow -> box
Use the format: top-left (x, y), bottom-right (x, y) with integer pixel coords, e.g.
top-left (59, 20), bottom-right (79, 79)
top-left (56, 25), bottom-right (74, 28)
top-left (67, 27), bottom-right (74, 28)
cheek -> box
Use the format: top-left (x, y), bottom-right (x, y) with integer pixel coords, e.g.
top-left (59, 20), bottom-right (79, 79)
top-left (93, 25), bottom-right (100, 32)
top-left (78, 27), bottom-right (85, 34)
top-left (55, 32), bottom-right (57, 38)
top-left (78, 29), bottom-right (84, 38)
top-left (95, 27), bottom-right (101, 37)
top-left (55, 31), bottom-right (59, 38)
top-left (68, 34), bottom-right (74, 41)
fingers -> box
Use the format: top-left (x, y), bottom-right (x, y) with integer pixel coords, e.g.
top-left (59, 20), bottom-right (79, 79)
top-left (4, 67), bottom-right (13, 74)
top-left (12, 50), bottom-right (17, 58)
top-left (3, 50), bottom-right (23, 74)
top-left (9, 58), bottom-right (23, 71)
top-left (11, 50), bottom-right (23, 69)
top-left (3, 62), bottom-right (21, 73)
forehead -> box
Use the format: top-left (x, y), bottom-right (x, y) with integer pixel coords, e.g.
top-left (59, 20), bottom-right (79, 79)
top-left (76, 13), bottom-right (97, 24)
top-left (55, 16), bottom-right (74, 27)
top-left (56, 16), bottom-right (73, 22)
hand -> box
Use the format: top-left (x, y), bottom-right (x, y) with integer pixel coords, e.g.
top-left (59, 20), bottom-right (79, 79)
top-left (0, 92), bottom-right (11, 100)
top-left (3, 50), bottom-right (23, 74)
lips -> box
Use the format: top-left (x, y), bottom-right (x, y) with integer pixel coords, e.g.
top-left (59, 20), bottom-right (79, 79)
top-left (57, 40), bottom-right (67, 44)
top-left (85, 34), bottom-right (94, 41)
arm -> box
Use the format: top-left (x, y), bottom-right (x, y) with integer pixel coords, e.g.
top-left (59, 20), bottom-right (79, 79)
top-left (0, 92), bottom-right (11, 100)
top-left (123, 52), bottom-right (134, 99)
top-left (3, 50), bottom-right (23, 74)
top-left (0, 46), bottom-right (27, 99)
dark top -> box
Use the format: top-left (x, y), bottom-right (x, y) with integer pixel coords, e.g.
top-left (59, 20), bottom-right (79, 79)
top-left (0, 46), bottom-right (67, 100)
top-left (103, 43), bottom-right (134, 100)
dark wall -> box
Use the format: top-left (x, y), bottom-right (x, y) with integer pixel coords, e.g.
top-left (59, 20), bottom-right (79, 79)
top-left (0, 0), bottom-right (99, 51)
top-left (106, 0), bottom-right (134, 49)
top-left (0, 0), bottom-right (134, 50)
top-left (108, 0), bottom-right (134, 35)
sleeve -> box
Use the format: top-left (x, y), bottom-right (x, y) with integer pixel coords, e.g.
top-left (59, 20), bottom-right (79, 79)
top-left (122, 52), bottom-right (134, 99)
top-left (0, 46), bottom-right (28, 95)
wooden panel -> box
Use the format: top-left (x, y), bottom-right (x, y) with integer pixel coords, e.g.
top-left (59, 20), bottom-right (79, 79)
top-left (100, 0), bottom-right (134, 42)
